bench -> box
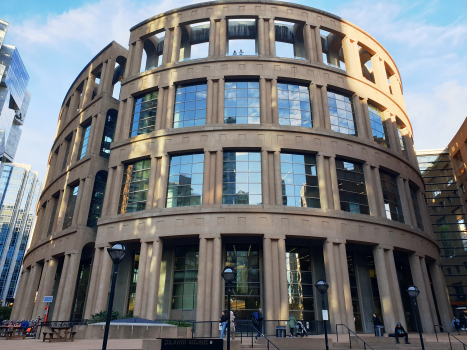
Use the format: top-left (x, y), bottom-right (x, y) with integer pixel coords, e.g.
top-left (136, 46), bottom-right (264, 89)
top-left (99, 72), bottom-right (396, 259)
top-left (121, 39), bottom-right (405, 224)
top-left (42, 332), bottom-right (55, 342)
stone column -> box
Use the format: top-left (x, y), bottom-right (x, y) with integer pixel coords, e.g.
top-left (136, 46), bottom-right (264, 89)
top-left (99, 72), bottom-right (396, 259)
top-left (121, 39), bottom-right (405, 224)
top-left (94, 246), bottom-right (113, 313)
top-left (218, 78), bottom-right (225, 124)
top-left (323, 241), bottom-right (341, 330)
top-left (56, 187), bottom-right (69, 231)
top-left (409, 253), bottom-right (434, 333)
top-left (373, 167), bottom-right (386, 218)
top-left (22, 263), bottom-right (43, 320)
top-left (321, 86), bottom-right (331, 129)
top-left (261, 150), bottom-right (269, 206)
top-left (32, 261), bottom-right (49, 319)
top-left (110, 164), bottom-right (124, 214)
top-left (314, 26), bottom-right (324, 63)
top-left (268, 18), bottom-right (276, 56)
top-left (396, 176), bottom-right (411, 226)
top-left (429, 261), bottom-right (452, 328)
top-left (417, 190), bottom-right (432, 235)
top-left (53, 254), bottom-right (70, 320)
top-left (371, 54), bottom-right (390, 94)
top-left (362, 99), bottom-right (373, 141)
top-left (404, 180), bottom-right (417, 228)
top-left (70, 179), bottom-right (85, 226)
top-left (363, 164), bottom-right (378, 217)
top-left (352, 95), bottom-right (367, 139)
top-left (274, 151), bottom-right (282, 206)
top-left (171, 25), bottom-right (181, 63)
top-left (310, 83), bottom-right (321, 128)
top-left (146, 157), bottom-right (158, 210)
top-left (10, 269), bottom-right (30, 319)
top-left (88, 114), bottom-right (101, 155)
top-left (156, 155), bottom-right (169, 208)
top-left (146, 239), bottom-right (163, 320)
top-left (210, 237), bottom-right (222, 336)
top-left (386, 249), bottom-right (406, 329)
top-left (420, 256), bottom-right (440, 327)
top-left (219, 18), bottom-right (227, 56)
top-left (317, 154), bottom-right (328, 210)
top-left (83, 74), bottom-right (96, 107)
top-left (131, 39), bottom-right (144, 75)
top-left (384, 113), bottom-right (398, 151)
top-left (97, 61), bottom-right (107, 95)
top-left (342, 36), bottom-right (361, 78)
top-left (373, 246), bottom-right (397, 330)
top-left (263, 238), bottom-right (274, 334)
top-left (103, 57), bottom-right (116, 94)
top-left (133, 241), bottom-right (148, 317)
top-left (165, 85), bottom-right (176, 129)
top-left (258, 17), bottom-right (265, 56)
top-left (77, 176), bottom-right (95, 225)
top-left (277, 238), bottom-right (289, 320)
top-left (84, 248), bottom-right (101, 319)
top-left (304, 24), bottom-right (314, 61)
top-left (33, 258), bottom-right (58, 319)
top-left (206, 79), bottom-right (213, 124)
top-left (260, 78), bottom-right (267, 124)
top-left (202, 151), bottom-right (211, 205)
top-left (203, 240), bottom-right (214, 325)
top-left (58, 251), bottom-right (81, 320)
top-left (338, 243), bottom-right (356, 331)
top-left (271, 79), bottom-right (279, 124)
top-left (329, 156), bottom-right (341, 210)
top-left (215, 150), bottom-right (223, 204)
top-left (196, 238), bottom-right (208, 323)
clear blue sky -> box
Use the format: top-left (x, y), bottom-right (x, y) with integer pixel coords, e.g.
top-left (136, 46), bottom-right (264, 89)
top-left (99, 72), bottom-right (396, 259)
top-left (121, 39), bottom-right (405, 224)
top-left (2, 0), bottom-right (467, 180)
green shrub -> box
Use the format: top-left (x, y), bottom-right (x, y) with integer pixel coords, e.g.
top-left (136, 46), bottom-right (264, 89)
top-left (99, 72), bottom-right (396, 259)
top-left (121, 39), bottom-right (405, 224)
top-left (164, 320), bottom-right (193, 327)
top-left (89, 310), bottom-right (120, 324)
top-left (0, 306), bottom-right (12, 320)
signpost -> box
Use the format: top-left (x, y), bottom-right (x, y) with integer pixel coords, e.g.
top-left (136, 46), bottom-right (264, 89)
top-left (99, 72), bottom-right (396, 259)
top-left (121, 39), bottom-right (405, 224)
top-left (43, 296), bottom-right (53, 322)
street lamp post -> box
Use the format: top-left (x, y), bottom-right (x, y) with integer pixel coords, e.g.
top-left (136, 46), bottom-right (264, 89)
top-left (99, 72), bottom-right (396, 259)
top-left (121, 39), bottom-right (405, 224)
top-left (222, 266), bottom-right (237, 350)
top-left (102, 243), bottom-right (127, 350)
top-left (315, 280), bottom-right (329, 350)
top-left (407, 285), bottom-right (425, 350)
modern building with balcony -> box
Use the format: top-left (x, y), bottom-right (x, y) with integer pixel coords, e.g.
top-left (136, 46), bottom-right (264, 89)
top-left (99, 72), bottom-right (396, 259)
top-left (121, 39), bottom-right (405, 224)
top-left (12, 1), bottom-right (451, 336)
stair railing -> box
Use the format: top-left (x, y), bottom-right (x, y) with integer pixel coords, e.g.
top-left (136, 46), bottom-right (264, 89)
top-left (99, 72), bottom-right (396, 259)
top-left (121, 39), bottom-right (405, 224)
top-left (241, 323), bottom-right (280, 350)
top-left (336, 324), bottom-right (374, 350)
top-left (434, 324), bottom-right (467, 350)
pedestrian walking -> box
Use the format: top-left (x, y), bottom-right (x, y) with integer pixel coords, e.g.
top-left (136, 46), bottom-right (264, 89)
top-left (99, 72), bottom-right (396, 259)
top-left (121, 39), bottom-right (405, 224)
top-left (394, 323), bottom-right (410, 344)
top-left (219, 311), bottom-right (228, 339)
top-left (452, 317), bottom-right (461, 335)
top-left (252, 308), bottom-right (263, 341)
top-left (230, 311), bottom-right (236, 340)
top-left (462, 314), bottom-right (467, 330)
top-left (371, 313), bottom-right (382, 336)
top-left (289, 313), bottom-right (297, 337)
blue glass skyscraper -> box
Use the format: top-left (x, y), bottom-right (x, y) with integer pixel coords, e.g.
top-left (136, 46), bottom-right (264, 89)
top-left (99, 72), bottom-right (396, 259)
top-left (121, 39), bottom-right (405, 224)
top-left (0, 18), bottom-right (31, 163)
top-left (0, 163), bottom-right (41, 305)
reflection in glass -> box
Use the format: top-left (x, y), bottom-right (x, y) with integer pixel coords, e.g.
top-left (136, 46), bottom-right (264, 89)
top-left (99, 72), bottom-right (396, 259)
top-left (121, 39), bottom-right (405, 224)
top-left (172, 245), bottom-right (199, 310)
top-left (281, 153), bottom-right (320, 208)
top-left (87, 171), bottom-right (108, 227)
top-left (62, 184), bottom-right (79, 229)
top-left (130, 91), bottom-right (158, 137)
top-left (224, 81), bottom-right (260, 124)
top-left (127, 250), bottom-right (140, 315)
top-left (100, 109), bottom-right (118, 158)
top-left (174, 83), bottom-right (207, 128)
top-left (336, 159), bottom-right (369, 214)
top-left (167, 154), bottom-right (204, 208)
top-left (328, 91), bottom-right (357, 136)
top-left (368, 105), bottom-right (390, 148)
top-left (77, 123), bottom-right (91, 160)
top-left (119, 159), bottom-right (151, 214)
top-left (278, 83), bottom-right (312, 127)
top-left (223, 152), bottom-right (261, 205)
top-left (379, 170), bottom-right (404, 223)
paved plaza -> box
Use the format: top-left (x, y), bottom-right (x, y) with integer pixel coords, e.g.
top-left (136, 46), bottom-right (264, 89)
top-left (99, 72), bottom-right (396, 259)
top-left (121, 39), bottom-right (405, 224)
top-left (0, 338), bottom-right (143, 350)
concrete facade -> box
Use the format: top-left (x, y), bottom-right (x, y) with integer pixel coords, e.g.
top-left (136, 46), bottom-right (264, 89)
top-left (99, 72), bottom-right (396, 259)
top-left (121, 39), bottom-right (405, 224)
top-left (13, 0), bottom-right (450, 335)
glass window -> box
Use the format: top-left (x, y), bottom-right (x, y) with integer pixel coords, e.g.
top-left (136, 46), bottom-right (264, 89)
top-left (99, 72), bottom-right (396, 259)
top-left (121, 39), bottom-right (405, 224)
top-left (223, 151), bottom-right (261, 205)
top-left (227, 19), bottom-right (257, 56)
top-left (87, 171), bottom-right (108, 227)
top-left (127, 249), bottom-right (139, 315)
top-left (61, 135), bottom-right (72, 171)
top-left (166, 154), bottom-right (204, 208)
top-left (173, 83), bottom-right (207, 128)
top-left (70, 258), bottom-right (92, 321)
top-left (179, 22), bottom-right (210, 61)
top-left (328, 91), bottom-right (357, 136)
top-left (77, 123), bottom-right (91, 160)
top-left (119, 159), bottom-right (151, 214)
top-left (336, 159), bottom-right (369, 215)
top-left (347, 251), bottom-right (362, 331)
top-left (62, 184), bottom-right (79, 229)
top-left (100, 109), bottom-right (118, 158)
top-left (410, 187), bottom-right (424, 230)
top-left (368, 105), bottom-right (390, 148)
top-left (224, 81), bottom-right (260, 124)
top-left (275, 21), bottom-right (306, 60)
top-left (225, 244), bottom-right (260, 320)
top-left (286, 245), bottom-right (314, 321)
top-left (380, 170), bottom-right (404, 223)
top-left (130, 91), bottom-right (158, 137)
top-left (172, 245), bottom-right (199, 310)
top-left (46, 197), bottom-right (59, 236)
top-left (278, 83), bottom-right (312, 127)
top-left (397, 127), bottom-right (409, 159)
top-left (281, 153), bottom-right (320, 208)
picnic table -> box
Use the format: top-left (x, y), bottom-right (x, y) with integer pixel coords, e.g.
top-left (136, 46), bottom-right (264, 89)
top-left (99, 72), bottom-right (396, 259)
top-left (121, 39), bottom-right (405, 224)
top-left (0, 326), bottom-right (26, 339)
top-left (42, 326), bottom-right (76, 342)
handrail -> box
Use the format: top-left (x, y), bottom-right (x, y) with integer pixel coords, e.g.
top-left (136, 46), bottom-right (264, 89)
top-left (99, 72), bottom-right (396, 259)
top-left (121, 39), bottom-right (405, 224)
top-left (434, 324), bottom-right (467, 350)
top-left (336, 324), bottom-right (374, 350)
top-left (244, 323), bottom-right (280, 350)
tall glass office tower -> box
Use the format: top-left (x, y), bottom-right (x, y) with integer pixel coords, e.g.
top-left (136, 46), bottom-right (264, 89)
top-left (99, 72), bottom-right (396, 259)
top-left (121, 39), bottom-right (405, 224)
top-left (0, 163), bottom-right (41, 306)
top-left (0, 18), bottom-right (31, 164)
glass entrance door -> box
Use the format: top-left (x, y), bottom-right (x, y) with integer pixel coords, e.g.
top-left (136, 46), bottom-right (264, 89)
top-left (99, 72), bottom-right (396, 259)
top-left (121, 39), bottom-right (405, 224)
top-left (224, 244), bottom-right (260, 320)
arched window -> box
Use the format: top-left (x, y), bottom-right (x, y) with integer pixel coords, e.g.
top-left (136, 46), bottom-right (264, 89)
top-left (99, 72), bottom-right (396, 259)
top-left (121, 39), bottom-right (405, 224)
top-left (112, 56), bottom-right (127, 100)
top-left (99, 109), bottom-right (118, 158)
top-left (140, 32), bottom-right (164, 72)
top-left (87, 171), bottom-right (108, 227)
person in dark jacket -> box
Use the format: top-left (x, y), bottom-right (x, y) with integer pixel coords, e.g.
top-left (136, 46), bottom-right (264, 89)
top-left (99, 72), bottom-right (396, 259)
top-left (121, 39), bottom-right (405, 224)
top-left (219, 311), bottom-right (228, 339)
top-left (371, 314), bottom-right (382, 336)
top-left (452, 317), bottom-right (461, 335)
top-left (252, 308), bottom-right (263, 341)
top-left (394, 323), bottom-right (410, 344)
top-left (20, 320), bottom-right (29, 331)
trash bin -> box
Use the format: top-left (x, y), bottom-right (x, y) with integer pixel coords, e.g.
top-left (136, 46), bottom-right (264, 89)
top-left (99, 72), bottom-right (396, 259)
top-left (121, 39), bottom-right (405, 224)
top-left (276, 326), bottom-right (286, 338)
top-left (375, 326), bottom-right (384, 337)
